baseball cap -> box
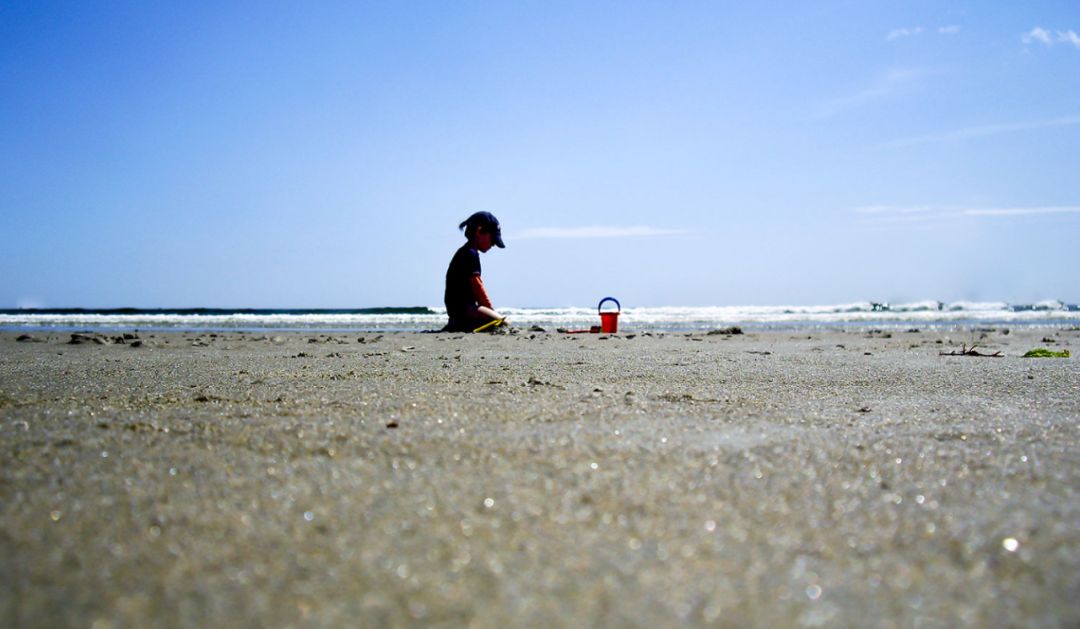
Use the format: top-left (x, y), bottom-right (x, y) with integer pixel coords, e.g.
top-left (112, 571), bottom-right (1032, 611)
top-left (461, 211), bottom-right (505, 248)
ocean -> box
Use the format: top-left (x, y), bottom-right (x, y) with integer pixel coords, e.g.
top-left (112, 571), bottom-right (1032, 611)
top-left (2, 300), bottom-right (1078, 333)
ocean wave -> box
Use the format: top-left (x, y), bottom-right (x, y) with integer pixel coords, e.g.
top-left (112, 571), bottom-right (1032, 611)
top-left (2, 300), bottom-right (1077, 332)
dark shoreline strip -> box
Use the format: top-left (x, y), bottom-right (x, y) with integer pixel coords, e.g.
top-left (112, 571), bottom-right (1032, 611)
top-left (0, 307), bottom-right (436, 316)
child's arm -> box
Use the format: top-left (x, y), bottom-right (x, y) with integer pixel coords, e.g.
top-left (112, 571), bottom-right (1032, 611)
top-left (470, 275), bottom-right (493, 309)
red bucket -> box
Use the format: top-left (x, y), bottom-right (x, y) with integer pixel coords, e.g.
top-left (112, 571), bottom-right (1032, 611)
top-left (598, 297), bottom-right (621, 333)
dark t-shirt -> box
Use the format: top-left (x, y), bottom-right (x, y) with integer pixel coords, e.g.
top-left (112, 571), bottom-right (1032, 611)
top-left (444, 244), bottom-right (481, 323)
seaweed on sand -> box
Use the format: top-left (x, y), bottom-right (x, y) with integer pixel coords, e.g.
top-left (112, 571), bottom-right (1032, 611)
top-left (1022, 348), bottom-right (1070, 358)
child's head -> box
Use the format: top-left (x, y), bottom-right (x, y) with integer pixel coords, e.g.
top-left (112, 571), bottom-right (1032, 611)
top-left (459, 212), bottom-right (505, 251)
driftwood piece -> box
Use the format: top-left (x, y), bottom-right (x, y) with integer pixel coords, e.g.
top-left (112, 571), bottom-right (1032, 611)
top-left (939, 344), bottom-right (1002, 358)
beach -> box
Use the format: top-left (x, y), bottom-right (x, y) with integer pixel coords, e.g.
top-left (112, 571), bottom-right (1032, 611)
top-left (2, 327), bottom-right (1078, 627)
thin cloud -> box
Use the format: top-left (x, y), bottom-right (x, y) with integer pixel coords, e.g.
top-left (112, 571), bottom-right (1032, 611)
top-left (816, 67), bottom-right (931, 118)
top-left (856, 204), bottom-right (1080, 223)
top-left (887, 27), bottom-right (923, 41)
top-left (1022, 27), bottom-right (1052, 45)
top-left (879, 114), bottom-right (1080, 149)
top-left (854, 205), bottom-right (936, 215)
top-left (886, 25), bottom-right (960, 41)
top-left (513, 226), bottom-right (687, 240)
top-left (964, 206), bottom-right (1080, 217)
top-left (853, 205), bottom-right (957, 224)
top-left (1023, 27), bottom-right (1080, 49)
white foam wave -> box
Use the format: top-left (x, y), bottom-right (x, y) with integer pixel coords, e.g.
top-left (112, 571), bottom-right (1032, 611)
top-left (3, 301), bottom-right (1077, 332)
top-left (944, 301), bottom-right (1009, 311)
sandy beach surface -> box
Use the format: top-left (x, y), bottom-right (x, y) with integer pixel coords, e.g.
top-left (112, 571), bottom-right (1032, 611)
top-left (2, 326), bottom-right (1078, 627)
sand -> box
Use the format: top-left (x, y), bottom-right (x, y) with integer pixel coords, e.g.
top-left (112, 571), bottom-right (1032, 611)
top-left (1, 327), bottom-right (1078, 627)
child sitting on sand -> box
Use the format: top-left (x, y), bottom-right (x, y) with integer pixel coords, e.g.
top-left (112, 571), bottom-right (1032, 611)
top-left (443, 211), bottom-right (506, 332)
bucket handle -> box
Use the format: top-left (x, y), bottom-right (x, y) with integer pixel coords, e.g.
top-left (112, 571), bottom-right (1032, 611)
top-left (598, 297), bottom-right (621, 314)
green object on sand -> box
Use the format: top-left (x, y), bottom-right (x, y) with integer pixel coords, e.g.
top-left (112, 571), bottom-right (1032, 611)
top-left (1022, 348), bottom-right (1070, 358)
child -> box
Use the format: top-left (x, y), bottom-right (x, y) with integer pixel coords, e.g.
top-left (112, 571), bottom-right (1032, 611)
top-left (443, 211), bottom-right (505, 332)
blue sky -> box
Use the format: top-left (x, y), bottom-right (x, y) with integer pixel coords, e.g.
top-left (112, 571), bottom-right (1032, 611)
top-left (2, 1), bottom-right (1078, 308)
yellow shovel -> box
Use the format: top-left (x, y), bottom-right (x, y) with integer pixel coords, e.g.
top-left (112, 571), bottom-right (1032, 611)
top-left (473, 318), bottom-right (506, 333)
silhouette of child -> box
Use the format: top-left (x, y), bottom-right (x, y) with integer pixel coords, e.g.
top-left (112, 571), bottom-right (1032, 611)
top-left (443, 212), bottom-right (505, 332)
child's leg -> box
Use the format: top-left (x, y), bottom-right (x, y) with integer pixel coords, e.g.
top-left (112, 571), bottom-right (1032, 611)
top-left (467, 306), bottom-right (506, 332)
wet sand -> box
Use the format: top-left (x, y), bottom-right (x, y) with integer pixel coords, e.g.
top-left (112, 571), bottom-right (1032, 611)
top-left (2, 327), bottom-right (1078, 627)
